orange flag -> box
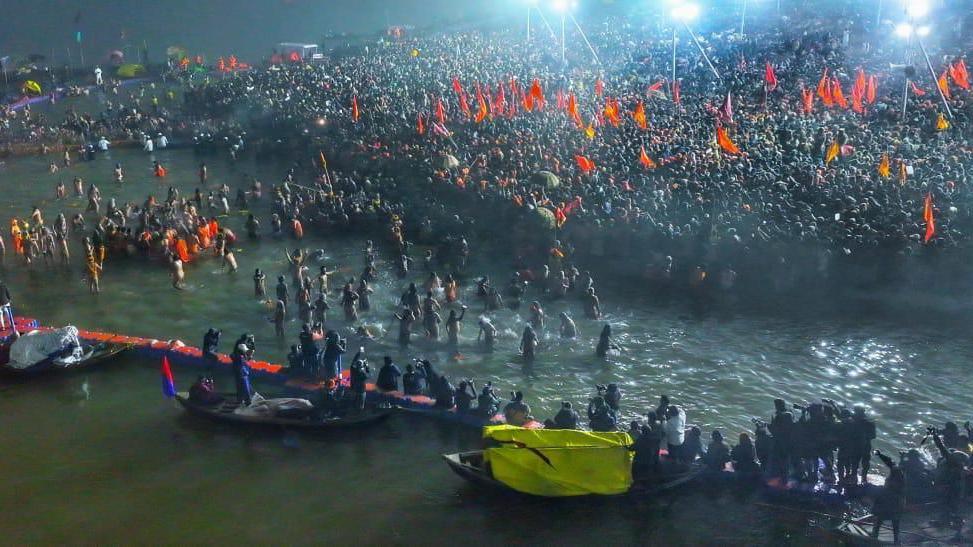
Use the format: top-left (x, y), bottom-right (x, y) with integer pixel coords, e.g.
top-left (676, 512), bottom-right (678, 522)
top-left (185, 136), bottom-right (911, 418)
top-left (817, 68), bottom-right (833, 106)
top-left (936, 113), bottom-right (950, 131)
top-left (800, 87), bottom-right (814, 114)
top-left (474, 87), bottom-right (488, 123)
top-left (923, 193), bottom-right (935, 243)
top-left (351, 96), bottom-right (360, 122)
top-left (648, 80), bottom-right (665, 93)
top-left (898, 161), bottom-right (908, 185)
top-left (831, 78), bottom-right (848, 109)
top-left (639, 146), bottom-right (656, 168)
top-left (529, 79), bottom-right (545, 109)
top-left (584, 123), bottom-right (596, 140)
top-left (877, 153), bottom-right (890, 178)
top-left (575, 155), bottom-right (595, 172)
top-left (672, 79), bottom-right (681, 105)
top-left (950, 59), bottom-right (970, 90)
top-left (459, 93), bottom-right (471, 117)
top-left (716, 126), bottom-right (741, 155)
top-left (851, 69), bottom-right (866, 113)
top-left (910, 82), bottom-right (927, 97)
top-left (825, 141), bottom-right (840, 164)
top-left (604, 98), bottom-right (620, 126)
top-left (938, 70), bottom-right (952, 99)
top-left (567, 93), bottom-right (582, 127)
top-left (632, 101), bottom-right (647, 129)
top-left (866, 75), bottom-right (877, 104)
top-left (417, 114), bottom-right (425, 135)
top-left (436, 99), bottom-right (446, 124)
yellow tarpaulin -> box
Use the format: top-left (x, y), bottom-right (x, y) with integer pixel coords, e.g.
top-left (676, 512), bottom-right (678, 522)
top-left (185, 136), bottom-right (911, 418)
top-left (483, 426), bottom-right (634, 497)
top-left (22, 80), bottom-right (41, 95)
top-left (116, 63), bottom-right (146, 78)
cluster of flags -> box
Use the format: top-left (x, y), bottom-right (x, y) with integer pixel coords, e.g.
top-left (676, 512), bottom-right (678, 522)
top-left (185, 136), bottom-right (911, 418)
top-left (811, 67), bottom-right (878, 113)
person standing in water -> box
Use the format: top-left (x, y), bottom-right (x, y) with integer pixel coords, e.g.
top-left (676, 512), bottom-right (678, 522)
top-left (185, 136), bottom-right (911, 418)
top-left (273, 300), bottom-right (286, 337)
top-left (394, 308), bottom-right (415, 346)
top-left (445, 306), bottom-right (467, 347)
top-left (520, 325), bottom-right (538, 362)
top-left (559, 312), bottom-right (577, 339)
top-left (477, 317), bottom-right (497, 351)
top-left (596, 324), bottom-right (619, 358)
top-left (253, 269), bottom-right (266, 298)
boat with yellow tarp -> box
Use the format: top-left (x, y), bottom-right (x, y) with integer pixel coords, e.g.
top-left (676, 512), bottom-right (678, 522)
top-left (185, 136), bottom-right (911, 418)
top-left (443, 425), bottom-right (699, 497)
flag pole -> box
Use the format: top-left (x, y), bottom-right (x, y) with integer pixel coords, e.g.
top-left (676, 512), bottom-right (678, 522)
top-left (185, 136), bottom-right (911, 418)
top-left (917, 38), bottom-right (952, 119)
top-left (901, 78), bottom-right (909, 119)
top-left (683, 24), bottom-right (722, 82)
top-left (568, 14), bottom-right (600, 65)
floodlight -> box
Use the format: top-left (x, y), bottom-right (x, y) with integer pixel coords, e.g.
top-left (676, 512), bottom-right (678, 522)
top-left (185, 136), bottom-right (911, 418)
top-left (916, 25), bottom-right (931, 37)
top-left (894, 22), bottom-right (913, 38)
top-left (906, 0), bottom-right (929, 19)
top-left (671, 3), bottom-right (700, 23)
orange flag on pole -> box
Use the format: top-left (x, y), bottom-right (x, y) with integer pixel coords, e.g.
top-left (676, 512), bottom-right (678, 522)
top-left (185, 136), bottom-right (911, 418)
top-left (417, 114), bottom-right (425, 135)
top-left (474, 87), bottom-right (488, 123)
top-left (950, 59), bottom-right (970, 90)
top-left (938, 70), bottom-right (952, 99)
top-left (716, 126), bottom-right (741, 155)
top-left (567, 93), bottom-right (582, 127)
top-left (866, 75), bottom-right (877, 104)
top-left (923, 192), bottom-right (936, 243)
top-left (529, 79), bottom-right (545, 110)
top-left (639, 146), bottom-right (657, 169)
top-left (877, 153), bottom-right (890, 178)
top-left (800, 87), bottom-right (814, 114)
top-left (831, 78), bottom-right (848, 109)
top-left (817, 68), bottom-right (833, 106)
top-left (633, 101), bottom-right (647, 129)
top-left (436, 98), bottom-right (446, 124)
top-left (351, 96), bottom-right (360, 122)
top-left (825, 141), bottom-right (840, 164)
top-left (575, 155), bottom-right (595, 172)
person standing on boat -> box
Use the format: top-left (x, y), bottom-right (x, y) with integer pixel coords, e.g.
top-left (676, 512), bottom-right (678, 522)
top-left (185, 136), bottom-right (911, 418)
top-left (349, 354), bottom-right (369, 411)
top-left (769, 398), bottom-right (795, 479)
top-left (376, 356), bottom-right (401, 392)
top-left (320, 332), bottom-right (347, 380)
top-left (402, 362), bottom-right (426, 396)
top-left (0, 281), bottom-right (17, 337)
top-left (299, 324), bottom-right (319, 377)
top-left (231, 337), bottom-right (253, 406)
top-left (870, 450), bottom-right (905, 543)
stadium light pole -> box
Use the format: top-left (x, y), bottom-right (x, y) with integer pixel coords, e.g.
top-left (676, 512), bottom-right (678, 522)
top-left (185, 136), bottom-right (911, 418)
top-left (551, 0), bottom-right (576, 65)
top-left (526, 0), bottom-right (538, 42)
top-left (670, 3), bottom-right (700, 87)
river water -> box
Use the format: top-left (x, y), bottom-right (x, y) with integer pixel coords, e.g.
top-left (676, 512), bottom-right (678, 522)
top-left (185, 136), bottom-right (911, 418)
top-left (0, 141), bottom-right (970, 543)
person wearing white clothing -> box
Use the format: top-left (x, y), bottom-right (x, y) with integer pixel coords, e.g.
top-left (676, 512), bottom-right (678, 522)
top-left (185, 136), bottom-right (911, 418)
top-left (663, 405), bottom-right (686, 461)
top-left (97, 137), bottom-right (110, 151)
top-left (143, 135), bottom-right (154, 153)
top-left (94, 66), bottom-right (103, 86)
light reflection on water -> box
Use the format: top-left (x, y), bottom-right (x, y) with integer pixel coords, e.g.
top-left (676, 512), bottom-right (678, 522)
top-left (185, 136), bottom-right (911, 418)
top-left (0, 147), bottom-right (970, 542)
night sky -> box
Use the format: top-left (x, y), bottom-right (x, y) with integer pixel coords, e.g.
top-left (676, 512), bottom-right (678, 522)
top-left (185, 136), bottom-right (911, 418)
top-left (0, 0), bottom-right (515, 65)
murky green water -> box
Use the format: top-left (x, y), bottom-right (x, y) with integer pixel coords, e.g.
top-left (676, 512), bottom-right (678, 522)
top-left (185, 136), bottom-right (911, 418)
top-left (0, 145), bottom-right (969, 544)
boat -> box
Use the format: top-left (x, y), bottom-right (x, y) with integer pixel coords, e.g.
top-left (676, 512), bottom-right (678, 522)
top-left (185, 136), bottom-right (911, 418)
top-left (0, 331), bottom-right (132, 376)
top-left (174, 392), bottom-right (392, 430)
top-left (443, 449), bottom-right (702, 497)
top-left (831, 513), bottom-right (968, 545)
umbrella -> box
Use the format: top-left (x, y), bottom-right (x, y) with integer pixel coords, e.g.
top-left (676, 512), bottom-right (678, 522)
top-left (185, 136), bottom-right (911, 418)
top-left (116, 63), bottom-right (146, 78)
top-left (434, 153), bottom-right (460, 170)
top-left (529, 170), bottom-right (560, 189)
top-left (108, 50), bottom-right (124, 65)
top-left (22, 80), bottom-right (41, 95)
top-left (535, 207), bottom-right (557, 230)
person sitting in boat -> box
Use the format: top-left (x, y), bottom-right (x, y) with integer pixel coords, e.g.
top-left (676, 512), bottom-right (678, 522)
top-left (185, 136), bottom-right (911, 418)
top-left (703, 430), bottom-right (731, 472)
top-left (402, 362), bottom-right (426, 396)
top-left (870, 450), bottom-right (906, 544)
top-left (202, 328), bottom-right (221, 363)
top-left (587, 396), bottom-right (617, 432)
top-left (189, 376), bottom-right (223, 406)
top-left (663, 405), bottom-right (687, 463)
top-left (898, 449), bottom-right (932, 501)
top-left (604, 383), bottom-right (622, 411)
top-left (503, 391), bottom-right (532, 426)
top-left (682, 426), bottom-right (706, 463)
top-left (546, 402), bottom-right (579, 430)
top-left (376, 356), bottom-right (402, 392)
top-left (731, 433), bottom-right (760, 474)
top-left (433, 374), bottom-right (455, 410)
top-left (476, 383), bottom-right (501, 418)
top-left (454, 380), bottom-right (477, 414)
top-left (286, 345), bottom-right (303, 376)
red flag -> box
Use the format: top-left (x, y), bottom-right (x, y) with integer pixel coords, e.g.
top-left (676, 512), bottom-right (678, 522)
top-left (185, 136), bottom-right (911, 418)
top-left (161, 355), bottom-right (176, 398)
top-left (632, 101), bottom-right (647, 129)
top-left (436, 98), bottom-right (446, 124)
top-left (417, 114), bottom-right (425, 135)
top-left (800, 87), bottom-right (814, 114)
top-left (923, 192), bottom-right (936, 243)
top-left (866, 75), bottom-right (877, 104)
top-left (495, 84), bottom-right (506, 117)
top-left (554, 206), bottom-right (567, 227)
top-left (595, 78), bottom-right (604, 97)
top-left (716, 126), bottom-right (741, 154)
top-left (452, 77), bottom-right (464, 96)
top-left (950, 59), bottom-right (970, 90)
top-left (911, 82), bottom-right (926, 96)
top-left (529, 79), bottom-right (545, 109)
top-left (351, 95), bottom-right (360, 122)
top-left (817, 68), bottom-right (833, 106)
top-left (575, 155), bottom-right (595, 172)
top-left (938, 70), bottom-right (952, 100)
top-left (717, 91), bottom-right (733, 123)
top-left (556, 89), bottom-right (566, 110)
top-left (459, 92), bottom-right (471, 117)
top-left (567, 93), bottom-right (582, 127)
top-left (648, 80), bottom-right (664, 93)
top-left (851, 69), bottom-right (865, 113)
top-left (831, 79), bottom-right (848, 109)
top-left (672, 80), bottom-right (681, 105)
top-left (764, 61), bottom-right (778, 91)
top-left (474, 86), bottom-right (488, 123)
top-left (639, 146), bottom-right (657, 169)
top-left (562, 196), bottom-right (582, 216)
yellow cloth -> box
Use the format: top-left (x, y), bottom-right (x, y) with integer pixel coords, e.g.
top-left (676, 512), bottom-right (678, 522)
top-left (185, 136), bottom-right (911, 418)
top-left (482, 426), bottom-right (634, 497)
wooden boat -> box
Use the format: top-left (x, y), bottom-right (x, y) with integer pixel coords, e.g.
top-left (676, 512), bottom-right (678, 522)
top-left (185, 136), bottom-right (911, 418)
top-left (175, 393), bottom-right (392, 430)
top-left (443, 450), bottom-right (701, 497)
top-left (831, 513), bottom-right (969, 545)
top-left (0, 341), bottom-right (132, 376)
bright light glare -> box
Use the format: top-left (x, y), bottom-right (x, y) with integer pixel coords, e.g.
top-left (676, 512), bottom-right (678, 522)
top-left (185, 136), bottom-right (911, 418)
top-left (526, 0), bottom-right (538, 4)
top-left (671, 3), bottom-right (700, 22)
top-left (906, 0), bottom-right (929, 19)
top-left (916, 25), bottom-right (931, 37)
top-left (550, 0), bottom-right (573, 13)
top-left (894, 23), bottom-right (913, 38)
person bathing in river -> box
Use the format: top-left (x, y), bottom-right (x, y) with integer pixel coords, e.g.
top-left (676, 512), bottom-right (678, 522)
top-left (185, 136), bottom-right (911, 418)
top-left (559, 312), bottom-right (577, 339)
top-left (520, 324), bottom-right (538, 362)
top-left (340, 283), bottom-right (359, 321)
top-left (596, 324), bottom-right (620, 358)
top-left (584, 287), bottom-right (602, 319)
top-left (445, 306), bottom-right (467, 347)
top-left (253, 269), bottom-right (266, 299)
top-left (356, 279), bottom-right (373, 312)
top-left (273, 300), bottom-right (286, 337)
top-left (171, 255), bottom-right (186, 290)
top-left (477, 316), bottom-right (497, 351)
top-left (527, 301), bottom-right (544, 331)
top-left (400, 283), bottom-right (421, 318)
top-left (394, 308), bottom-right (416, 346)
